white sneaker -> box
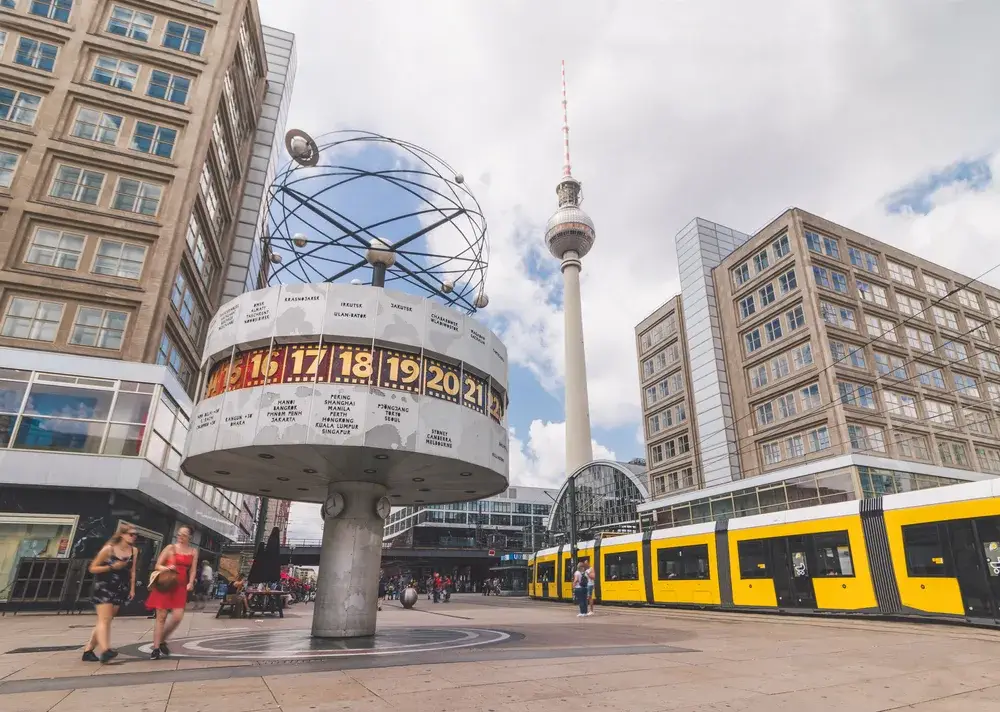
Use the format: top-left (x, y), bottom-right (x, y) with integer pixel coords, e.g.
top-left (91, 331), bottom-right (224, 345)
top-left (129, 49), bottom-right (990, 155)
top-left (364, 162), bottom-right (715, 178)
top-left (586, 612), bottom-right (593, 616)
top-left (577, 613), bottom-right (585, 617)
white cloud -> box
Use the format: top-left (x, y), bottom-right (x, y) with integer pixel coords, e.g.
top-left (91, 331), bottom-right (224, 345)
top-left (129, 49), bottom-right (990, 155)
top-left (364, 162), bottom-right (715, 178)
top-left (509, 420), bottom-right (616, 489)
top-left (286, 502), bottom-right (322, 542)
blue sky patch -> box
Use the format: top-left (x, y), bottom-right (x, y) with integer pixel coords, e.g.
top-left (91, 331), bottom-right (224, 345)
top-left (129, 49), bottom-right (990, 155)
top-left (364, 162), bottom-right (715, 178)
top-left (885, 157), bottom-right (992, 215)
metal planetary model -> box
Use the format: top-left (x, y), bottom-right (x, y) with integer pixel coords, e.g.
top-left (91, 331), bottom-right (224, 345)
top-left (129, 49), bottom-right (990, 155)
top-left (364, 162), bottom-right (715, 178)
top-left (182, 130), bottom-right (508, 638)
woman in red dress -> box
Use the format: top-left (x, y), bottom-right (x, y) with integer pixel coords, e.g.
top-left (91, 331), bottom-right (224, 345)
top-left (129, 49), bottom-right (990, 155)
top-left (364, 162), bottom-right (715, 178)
top-left (146, 526), bottom-right (199, 660)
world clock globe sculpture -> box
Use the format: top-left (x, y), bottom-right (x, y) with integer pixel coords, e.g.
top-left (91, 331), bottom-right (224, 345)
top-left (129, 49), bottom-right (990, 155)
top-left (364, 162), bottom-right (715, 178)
top-left (182, 129), bottom-right (509, 639)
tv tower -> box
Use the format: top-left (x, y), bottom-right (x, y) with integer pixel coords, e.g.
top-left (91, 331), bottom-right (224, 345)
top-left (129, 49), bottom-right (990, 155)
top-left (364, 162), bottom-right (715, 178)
top-left (545, 61), bottom-right (595, 477)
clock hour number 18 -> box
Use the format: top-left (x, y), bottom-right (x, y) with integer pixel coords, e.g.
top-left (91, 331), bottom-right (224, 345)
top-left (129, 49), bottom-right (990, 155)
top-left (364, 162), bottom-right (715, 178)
top-left (332, 345), bottom-right (375, 384)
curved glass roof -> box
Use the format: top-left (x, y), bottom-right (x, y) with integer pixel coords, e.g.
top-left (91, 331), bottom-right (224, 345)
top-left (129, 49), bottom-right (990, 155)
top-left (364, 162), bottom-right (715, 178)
top-left (546, 460), bottom-right (649, 536)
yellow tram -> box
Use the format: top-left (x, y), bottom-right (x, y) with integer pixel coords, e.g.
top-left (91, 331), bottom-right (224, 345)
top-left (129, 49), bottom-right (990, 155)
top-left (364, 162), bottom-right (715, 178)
top-left (529, 479), bottom-right (1000, 625)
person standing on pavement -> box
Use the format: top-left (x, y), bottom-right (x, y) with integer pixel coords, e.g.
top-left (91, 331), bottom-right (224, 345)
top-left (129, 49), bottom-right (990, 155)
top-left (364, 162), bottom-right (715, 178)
top-left (572, 561), bottom-right (589, 617)
top-left (82, 523), bottom-right (137, 663)
top-left (146, 526), bottom-right (198, 660)
top-left (586, 560), bottom-right (596, 615)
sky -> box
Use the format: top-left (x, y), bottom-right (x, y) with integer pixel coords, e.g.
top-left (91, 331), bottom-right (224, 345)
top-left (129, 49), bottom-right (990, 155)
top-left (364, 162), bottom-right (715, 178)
top-left (255, 0), bottom-right (1000, 541)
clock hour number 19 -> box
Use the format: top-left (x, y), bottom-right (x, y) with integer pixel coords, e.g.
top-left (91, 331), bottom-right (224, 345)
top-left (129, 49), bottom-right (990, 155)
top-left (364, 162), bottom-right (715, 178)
top-left (385, 354), bottom-right (420, 384)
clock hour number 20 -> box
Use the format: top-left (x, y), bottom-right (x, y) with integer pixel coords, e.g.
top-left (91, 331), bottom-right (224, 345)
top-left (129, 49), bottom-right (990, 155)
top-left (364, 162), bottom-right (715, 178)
top-left (426, 363), bottom-right (460, 397)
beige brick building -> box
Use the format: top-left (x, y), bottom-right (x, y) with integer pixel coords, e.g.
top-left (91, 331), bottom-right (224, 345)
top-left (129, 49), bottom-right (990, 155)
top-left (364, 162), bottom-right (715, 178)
top-left (0, 0), bottom-right (267, 393)
top-left (636, 208), bottom-right (998, 527)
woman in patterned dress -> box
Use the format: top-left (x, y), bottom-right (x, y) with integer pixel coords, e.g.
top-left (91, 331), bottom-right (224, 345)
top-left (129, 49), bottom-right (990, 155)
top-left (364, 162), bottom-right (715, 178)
top-left (146, 526), bottom-right (199, 660)
top-left (82, 523), bottom-right (137, 663)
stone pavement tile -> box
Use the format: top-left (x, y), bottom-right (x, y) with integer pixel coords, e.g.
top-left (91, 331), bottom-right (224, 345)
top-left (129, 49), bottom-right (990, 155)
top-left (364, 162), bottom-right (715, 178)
top-left (51, 683), bottom-right (172, 712)
top-left (167, 677), bottom-right (277, 712)
top-left (905, 684), bottom-right (1000, 710)
top-left (93, 658), bottom-right (180, 675)
top-left (3, 659), bottom-right (101, 681)
top-left (344, 669), bottom-right (459, 696)
top-left (718, 665), bottom-right (873, 696)
top-left (263, 671), bottom-right (379, 705)
top-left (175, 659), bottom-right (253, 670)
top-left (829, 669), bottom-right (994, 710)
top-left (552, 680), bottom-right (763, 712)
top-left (378, 677), bottom-right (579, 708)
top-left (0, 690), bottom-right (71, 712)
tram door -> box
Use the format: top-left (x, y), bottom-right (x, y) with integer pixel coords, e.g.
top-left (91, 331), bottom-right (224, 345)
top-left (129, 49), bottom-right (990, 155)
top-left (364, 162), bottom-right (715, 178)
top-left (768, 536), bottom-right (817, 609)
top-left (947, 519), bottom-right (998, 620)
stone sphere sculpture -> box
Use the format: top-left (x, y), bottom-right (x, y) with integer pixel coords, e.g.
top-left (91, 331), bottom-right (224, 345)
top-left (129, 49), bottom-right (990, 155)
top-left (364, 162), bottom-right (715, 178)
top-left (401, 587), bottom-right (418, 609)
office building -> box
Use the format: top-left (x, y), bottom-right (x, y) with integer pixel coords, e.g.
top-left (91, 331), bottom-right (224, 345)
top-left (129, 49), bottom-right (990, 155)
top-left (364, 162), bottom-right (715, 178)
top-left (636, 208), bottom-right (998, 527)
top-left (0, 0), bottom-right (294, 609)
top-left (382, 486), bottom-right (555, 590)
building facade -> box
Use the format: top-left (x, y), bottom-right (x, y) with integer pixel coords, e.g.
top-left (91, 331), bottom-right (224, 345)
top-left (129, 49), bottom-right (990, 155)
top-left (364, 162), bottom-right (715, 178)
top-left (0, 0), bottom-right (294, 609)
top-left (382, 485), bottom-right (555, 591)
top-left (636, 208), bottom-right (998, 527)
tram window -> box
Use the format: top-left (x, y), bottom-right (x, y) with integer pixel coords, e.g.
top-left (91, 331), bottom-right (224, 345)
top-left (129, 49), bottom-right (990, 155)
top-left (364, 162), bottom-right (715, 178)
top-left (564, 558), bottom-right (574, 582)
top-left (902, 523), bottom-right (950, 577)
top-left (737, 539), bottom-right (770, 579)
top-left (657, 544), bottom-right (710, 580)
top-left (604, 551), bottom-right (639, 581)
top-left (812, 531), bottom-right (854, 577)
top-left (536, 562), bottom-right (555, 583)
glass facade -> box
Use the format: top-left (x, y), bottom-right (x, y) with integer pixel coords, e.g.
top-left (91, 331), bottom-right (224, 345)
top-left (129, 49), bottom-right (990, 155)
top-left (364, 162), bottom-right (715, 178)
top-left (548, 462), bottom-right (647, 537)
top-left (0, 513), bottom-right (76, 602)
top-left (651, 466), bottom-right (968, 528)
top-left (0, 367), bottom-right (240, 524)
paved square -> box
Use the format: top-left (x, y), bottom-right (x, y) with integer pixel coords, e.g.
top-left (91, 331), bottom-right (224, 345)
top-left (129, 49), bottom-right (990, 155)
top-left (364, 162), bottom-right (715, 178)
top-left (2, 596), bottom-right (1000, 711)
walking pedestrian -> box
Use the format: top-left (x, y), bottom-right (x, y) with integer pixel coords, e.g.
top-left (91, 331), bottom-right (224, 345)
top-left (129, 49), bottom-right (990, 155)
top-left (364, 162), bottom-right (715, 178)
top-left (572, 561), bottom-right (589, 617)
top-left (82, 523), bottom-right (137, 663)
top-left (146, 526), bottom-right (198, 660)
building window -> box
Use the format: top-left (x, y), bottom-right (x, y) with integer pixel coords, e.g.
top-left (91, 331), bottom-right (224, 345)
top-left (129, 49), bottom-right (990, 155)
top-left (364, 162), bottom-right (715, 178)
top-left (838, 381), bottom-right (876, 410)
top-left (776, 392), bottom-right (796, 419)
top-left (29, 0), bottom-right (72, 22)
top-left (988, 299), bottom-right (1000, 320)
top-left (896, 293), bottom-right (924, 318)
top-left (764, 317), bottom-right (782, 343)
top-left (734, 262), bottom-right (750, 287)
top-left (212, 118), bottom-right (233, 186)
top-left (755, 402), bottom-right (774, 427)
top-left (792, 343), bottom-right (813, 370)
top-left (762, 442), bottom-right (781, 465)
top-left (848, 424), bottom-right (886, 453)
top-left (71, 107), bottom-right (122, 145)
top-left (163, 20), bottom-right (206, 55)
top-left (758, 283), bottom-right (775, 307)
top-left (989, 383), bottom-right (1000, 401)
top-left (977, 447), bottom-right (1000, 473)
top-left (864, 314), bottom-right (897, 342)
top-left (771, 353), bottom-right (790, 380)
top-left (0, 150), bottom-right (18, 187)
top-left (813, 265), bottom-right (846, 291)
top-left (25, 227), bottom-right (84, 270)
top-left (883, 390), bottom-right (918, 418)
top-left (895, 431), bottom-right (930, 461)
top-left (1, 297), bottom-right (63, 341)
top-left (744, 328), bottom-right (761, 354)
top-left (932, 306), bottom-right (959, 331)
top-left (937, 440), bottom-right (969, 468)
top-left (923, 274), bottom-right (949, 298)
top-left (786, 434), bottom-right (804, 458)
top-left (964, 409), bottom-right (992, 436)
top-left (957, 289), bottom-right (981, 311)
top-left (130, 121), bottom-right (177, 159)
top-left (0, 86), bottom-right (41, 125)
top-left (49, 165), bottom-right (104, 205)
top-left (978, 350), bottom-right (1000, 373)
top-left (14, 37), bottom-right (58, 72)
top-left (887, 261), bottom-right (916, 287)
top-left (112, 178), bottom-right (162, 216)
top-left (904, 327), bottom-right (934, 352)
top-left (199, 164), bottom-right (221, 230)
top-left (820, 301), bottom-right (856, 330)
top-left (785, 305), bottom-right (805, 332)
top-left (69, 306), bottom-right (128, 350)
top-left (805, 230), bottom-right (839, 259)
top-left (831, 340), bottom-right (866, 369)
top-left (147, 70), bottom-right (190, 104)
top-left (848, 246), bottom-right (879, 274)
top-left (966, 317), bottom-right (990, 342)
top-left (92, 239), bottom-right (146, 279)
top-left (778, 268), bottom-right (796, 294)
top-left (749, 364), bottom-right (768, 391)
top-left (807, 426), bottom-right (831, 453)
top-left (170, 269), bottom-right (204, 336)
top-left (942, 340), bottom-right (967, 361)
top-left (873, 351), bottom-right (905, 379)
top-left (157, 332), bottom-right (194, 390)
top-left (92, 55), bottom-right (139, 91)
top-left (772, 234), bottom-right (790, 259)
top-left (857, 280), bottom-right (889, 307)
top-left (953, 373), bottom-right (980, 398)
top-left (916, 362), bottom-right (945, 389)
top-left (738, 295), bottom-right (755, 320)
top-left (925, 400), bottom-right (955, 425)
top-left (107, 5), bottom-right (154, 41)
top-left (753, 250), bottom-right (769, 273)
